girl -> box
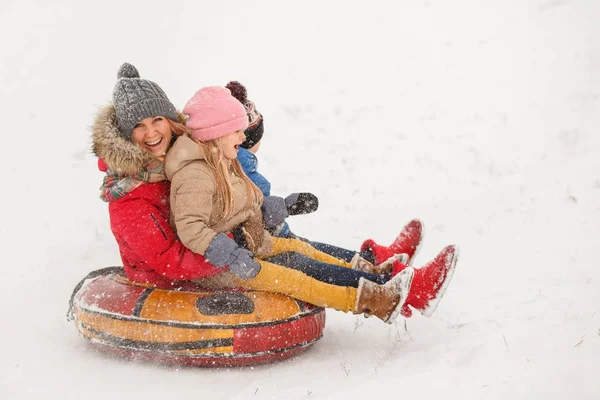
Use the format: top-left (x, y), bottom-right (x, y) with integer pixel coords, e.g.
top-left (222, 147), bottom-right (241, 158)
top-left (165, 85), bottom-right (459, 323)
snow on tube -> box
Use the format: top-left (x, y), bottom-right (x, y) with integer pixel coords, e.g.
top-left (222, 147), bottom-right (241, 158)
top-left (67, 267), bottom-right (326, 367)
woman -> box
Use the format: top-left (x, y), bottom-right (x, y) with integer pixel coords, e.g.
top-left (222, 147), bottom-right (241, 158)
top-left (91, 63), bottom-right (225, 288)
top-left (164, 85), bottom-right (459, 323)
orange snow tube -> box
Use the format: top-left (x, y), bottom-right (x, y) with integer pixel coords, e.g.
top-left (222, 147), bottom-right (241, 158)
top-left (67, 267), bottom-right (326, 367)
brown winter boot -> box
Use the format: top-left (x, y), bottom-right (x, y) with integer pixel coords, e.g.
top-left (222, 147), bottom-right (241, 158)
top-left (354, 267), bottom-right (414, 324)
top-left (351, 253), bottom-right (409, 275)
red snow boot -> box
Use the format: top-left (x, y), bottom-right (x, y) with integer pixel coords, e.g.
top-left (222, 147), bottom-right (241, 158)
top-left (392, 245), bottom-right (458, 318)
top-left (360, 219), bottom-right (423, 266)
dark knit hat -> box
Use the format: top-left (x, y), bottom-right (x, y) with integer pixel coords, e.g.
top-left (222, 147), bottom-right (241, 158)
top-left (113, 63), bottom-right (178, 141)
top-left (225, 81), bottom-right (264, 149)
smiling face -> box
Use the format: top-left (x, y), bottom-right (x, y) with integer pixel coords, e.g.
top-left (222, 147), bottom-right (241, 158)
top-left (219, 129), bottom-right (247, 160)
top-left (131, 116), bottom-right (173, 161)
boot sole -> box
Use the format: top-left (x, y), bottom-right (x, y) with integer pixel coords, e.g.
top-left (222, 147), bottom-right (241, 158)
top-left (420, 245), bottom-right (459, 317)
top-left (386, 267), bottom-right (415, 324)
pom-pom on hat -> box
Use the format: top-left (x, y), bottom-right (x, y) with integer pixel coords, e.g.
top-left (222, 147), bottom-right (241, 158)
top-left (183, 86), bottom-right (249, 141)
top-left (112, 62), bottom-right (178, 141)
top-left (226, 81), bottom-right (264, 149)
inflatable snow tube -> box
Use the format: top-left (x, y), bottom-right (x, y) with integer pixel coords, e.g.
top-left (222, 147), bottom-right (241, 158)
top-left (67, 267), bottom-right (326, 367)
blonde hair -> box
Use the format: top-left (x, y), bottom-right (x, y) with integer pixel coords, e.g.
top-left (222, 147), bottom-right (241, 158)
top-left (167, 119), bottom-right (191, 136)
top-left (191, 136), bottom-right (263, 220)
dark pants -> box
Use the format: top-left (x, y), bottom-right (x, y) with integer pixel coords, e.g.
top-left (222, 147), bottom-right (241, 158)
top-left (265, 251), bottom-right (389, 288)
top-left (277, 230), bottom-right (363, 263)
top-left (309, 241), bottom-right (358, 262)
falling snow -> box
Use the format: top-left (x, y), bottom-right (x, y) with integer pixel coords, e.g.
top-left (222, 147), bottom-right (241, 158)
top-left (1, 1), bottom-right (599, 399)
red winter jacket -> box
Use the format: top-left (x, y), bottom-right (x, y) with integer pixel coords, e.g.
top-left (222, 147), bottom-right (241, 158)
top-left (93, 105), bottom-right (222, 287)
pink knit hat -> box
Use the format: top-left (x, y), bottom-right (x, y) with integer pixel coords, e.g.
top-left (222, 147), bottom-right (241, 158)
top-left (183, 86), bottom-right (249, 141)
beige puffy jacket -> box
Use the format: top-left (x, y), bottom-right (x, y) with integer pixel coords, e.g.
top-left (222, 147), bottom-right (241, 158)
top-left (165, 134), bottom-right (272, 256)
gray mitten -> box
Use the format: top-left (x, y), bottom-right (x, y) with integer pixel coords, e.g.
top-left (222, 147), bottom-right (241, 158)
top-left (262, 193), bottom-right (320, 230)
top-left (204, 233), bottom-right (261, 279)
top-left (262, 196), bottom-right (288, 230)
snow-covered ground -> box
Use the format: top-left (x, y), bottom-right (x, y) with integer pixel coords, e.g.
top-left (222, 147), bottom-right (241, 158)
top-left (1, 0), bottom-right (599, 398)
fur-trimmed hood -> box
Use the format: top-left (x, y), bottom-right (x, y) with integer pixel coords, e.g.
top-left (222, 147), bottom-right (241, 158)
top-left (91, 104), bottom-right (186, 176)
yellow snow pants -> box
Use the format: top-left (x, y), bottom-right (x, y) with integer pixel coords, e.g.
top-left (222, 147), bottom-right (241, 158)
top-left (195, 237), bottom-right (358, 313)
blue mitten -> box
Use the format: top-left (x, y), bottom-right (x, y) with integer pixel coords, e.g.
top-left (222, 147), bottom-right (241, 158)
top-left (204, 233), bottom-right (261, 279)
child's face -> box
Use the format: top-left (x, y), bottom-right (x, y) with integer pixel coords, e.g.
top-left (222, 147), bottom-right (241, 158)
top-left (220, 130), bottom-right (246, 160)
top-left (131, 116), bottom-right (173, 161)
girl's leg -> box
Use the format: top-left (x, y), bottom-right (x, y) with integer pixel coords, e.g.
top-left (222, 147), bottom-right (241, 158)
top-left (194, 260), bottom-right (415, 323)
top-left (265, 252), bottom-right (388, 287)
top-left (234, 260), bottom-right (358, 312)
top-left (306, 241), bottom-right (356, 262)
top-left (274, 229), bottom-right (357, 263)
top-left (269, 237), bottom-right (402, 277)
top-left (269, 237), bottom-right (355, 268)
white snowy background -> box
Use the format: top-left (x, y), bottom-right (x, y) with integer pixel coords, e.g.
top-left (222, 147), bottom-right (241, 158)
top-left (1, 0), bottom-right (599, 398)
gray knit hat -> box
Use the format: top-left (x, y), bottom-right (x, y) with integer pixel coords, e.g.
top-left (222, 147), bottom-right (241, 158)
top-left (112, 63), bottom-right (178, 140)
